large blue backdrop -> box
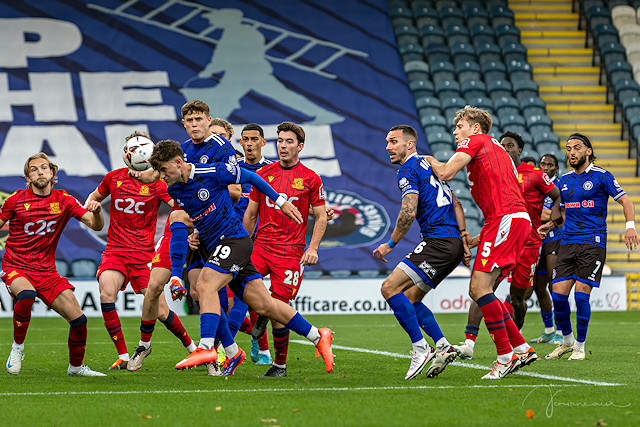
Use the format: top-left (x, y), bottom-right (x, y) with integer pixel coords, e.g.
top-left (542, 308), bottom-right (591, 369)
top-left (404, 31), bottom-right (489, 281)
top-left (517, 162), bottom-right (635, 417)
top-left (0, 0), bottom-right (428, 272)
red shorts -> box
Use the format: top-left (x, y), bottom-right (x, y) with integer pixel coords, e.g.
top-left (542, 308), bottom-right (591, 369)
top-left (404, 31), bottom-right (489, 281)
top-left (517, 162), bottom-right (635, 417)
top-left (97, 251), bottom-right (152, 294)
top-left (473, 212), bottom-right (531, 279)
top-left (508, 246), bottom-right (541, 289)
top-left (151, 234), bottom-right (172, 271)
top-left (251, 244), bottom-right (304, 301)
top-left (1, 268), bottom-right (74, 307)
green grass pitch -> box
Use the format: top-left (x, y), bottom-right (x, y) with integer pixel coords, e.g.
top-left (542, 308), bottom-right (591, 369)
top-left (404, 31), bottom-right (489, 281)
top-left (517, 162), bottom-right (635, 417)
top-left (1, 311), bottom-right (638, 426)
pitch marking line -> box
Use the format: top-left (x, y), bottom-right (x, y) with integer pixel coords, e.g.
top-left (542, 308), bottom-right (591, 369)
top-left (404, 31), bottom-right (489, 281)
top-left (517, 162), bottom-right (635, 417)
top-left (0, 383), bottom-right (589, 398)
top-left (291, 340), bottom-right (622, 387)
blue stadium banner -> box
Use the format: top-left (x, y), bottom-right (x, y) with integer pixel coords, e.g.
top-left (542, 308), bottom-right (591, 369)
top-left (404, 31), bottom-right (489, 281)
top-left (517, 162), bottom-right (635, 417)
top-left (0, 0), bottom-right (426, 271)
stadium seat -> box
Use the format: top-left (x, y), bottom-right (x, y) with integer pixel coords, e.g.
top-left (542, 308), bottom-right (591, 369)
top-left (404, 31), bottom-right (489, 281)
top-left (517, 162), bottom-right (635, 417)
top-left (464, 6), bottom-right (490, 27)
top-left (619, 24), bottom-right (640, 47)
top-left (356, 270), bottom-right (382, 278)
top-left (434, 148), bottom-right (455, 162)
top-left (435, 0), bottom-right (458, 12)
top-left (500, 114), bottom-right (527, 134)
top-left (442, 95), bottom-right (466, 121)
top-left (476, 42), bottom-right (502, 64)
top-left (611, 5), bottom-right (637, 28)
top-left (466, 96), bottom-right (493, 113)
top-left (429, 141), bottom-right (455, 153)
top-left (495, 24), bottom-right (520, 46)
top-left (461, 79), bottom-right (488, 98)
top-left (526, 114), bottom-right (554, 135)
top-left (445, 25), bottom-right (471, 45)
top-left (470, 24), bottom-right (496, 44)
top-left (435, 80), bottom-right (462, 99)
top-left (410, 80), bottom-right (436, 98)
top-left (416, 95), bottom-right (443, 117)
top-left (389, 6), bottom-right (414, 27)
top-left (455, 60), bottom-right (482, 83)
top-left (421, 113), bottom-right (449, 129)
top-left (534, 131), bottom-right (560, 147)
top-left (593, 23), bottom-right (620, 47)
top-left (502, 42), bottom-right (527, 62)
top-left (425, 43), bottom-right (451, 64)
top-left (70, 258), bottom-right (98, 278)
top-left (404, 60), bottom-right (430, 82)
top-left (520, 96), bottom-right (547, 118)
top-left (587, 6), bottom-right (612, 31)
top-left (626, 42), bottom-right (640, 69)
top-left (304, 270), bottom-right (323, 279)
top-left (507, 60), bottom-right (533, 81)
top-left (430, 61), bottom-right (457, 83)
top-left (329, 270), bottom-right (352, 278)
top-left (487, 79), bottom-right (514, 99)
top-left (399, 42), bottom-right (425, 62)
top-left (450, 42), bottom-right (476, 63)
top-left (615, 79), bottom-right (640, 106)
top-left (629, 114), bottom-right (640, 142)
top-left (599, 41), bottom-right (627, 65)
top-left (489, 5), bottom-right (515, 27)
top-left (439, 6), bottom-right (465, 29)
top-left (521, 147), bottom-right (540, 161)
top-left (494, 95), bottom-right (520, 117)
top-left (513, 79), bottom-right (540, 101)
top-left (481, 60), bottom-right (508, 82)
top-left (56, 259), bottom-right (70, 277)
top-left (394, 25), bottom-right (420, 45)
top-left (606, 60), bottom-right (633, 85)
top-left (420, 24), bottom-right (446, 46)
top-left (427, 130), bottom-right (455, 146)
top-left (415, 6), bottom-right (439, 28)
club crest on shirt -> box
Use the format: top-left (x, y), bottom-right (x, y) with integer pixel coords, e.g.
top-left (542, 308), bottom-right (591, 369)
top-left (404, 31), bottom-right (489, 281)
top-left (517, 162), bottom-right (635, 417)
top-left (23, 203), bottom-right (31, 211)
top-left (49, 203), bottom-right (61, 214)
top-left (200, 155), bottom-right (209, 163)
top-left (292, 178), bottom-right (304, 190)
top-left (583, 181), bottom-right (593, 191)
top-left (116, 181), bottom-right (123, 187)
top-left (318, 189), bottom-right (390, 248)
top-left (198, 188), bottom-right (210, 201)
top-left (139, 185), bottom-right (150, 196)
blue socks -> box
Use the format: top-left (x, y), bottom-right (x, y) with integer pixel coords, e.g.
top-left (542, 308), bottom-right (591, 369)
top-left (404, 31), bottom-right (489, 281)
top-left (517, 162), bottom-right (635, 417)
top-left (227, 296), bottom-right (249, 338)
top-left (413, 301), bottom-right (444, 343)
top-left (575, 292), bottom-right (591, 343)
top-left (215, 310), bottom-right (235, 348)
top-left (200, 312), bottom-right (221, 340)
top-left (285, 312), bottom-right (312, 337)
top-left (169, 222), bottom-right (189, 279)
top-left (387, 293), bottom-right (423, 344)
top-left (540, 310), bottom-right (554, 328)
top-left (552, 292), bottom-right (572, 335)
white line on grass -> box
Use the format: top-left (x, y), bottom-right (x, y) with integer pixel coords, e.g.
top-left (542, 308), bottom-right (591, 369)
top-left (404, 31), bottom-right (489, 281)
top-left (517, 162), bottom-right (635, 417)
top-left (290, 340), bottom-right (622, 387)
top-left (0, 383), bottom-right (588, 398)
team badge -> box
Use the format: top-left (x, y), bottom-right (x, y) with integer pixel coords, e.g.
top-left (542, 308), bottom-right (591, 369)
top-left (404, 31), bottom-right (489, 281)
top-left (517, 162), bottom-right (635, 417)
top-left (49, 203), bottom-right (61, 214)
top-left (23, 203), bottom-right (31, 211)
top-left (198, 188), bottom-right (210, 201)
top-left (116, 181), bottom-right (123, 187)
top-left (200, 155), bottom-right (209, 163)
top-left (152, 253), bottom-right (160, 263)
top-left (398, 177), bottom-right (409, 189)
top-left (139, 185), bottom-right (150, 196)
top-left (583, 181), bottom-right (593, 191)
top-left (292, 178), bottom-right (304, 190)
top-left (319, 189), bottom-right (390, 248)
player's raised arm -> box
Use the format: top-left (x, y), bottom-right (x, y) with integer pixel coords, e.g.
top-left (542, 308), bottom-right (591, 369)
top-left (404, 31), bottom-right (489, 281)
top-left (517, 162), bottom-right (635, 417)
top-left (80, 200), bottom-right (104, 231)
top-left (239, 169), bottom-right (303, 224)
top-left (424, 152), bottom-right (472, 181)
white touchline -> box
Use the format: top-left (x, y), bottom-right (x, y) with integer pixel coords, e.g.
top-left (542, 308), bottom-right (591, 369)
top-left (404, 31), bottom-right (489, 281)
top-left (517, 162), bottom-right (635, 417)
top-left (0, 384), bottom-right (587, 397)
top-left (290, 340), bottom-right (623, 387)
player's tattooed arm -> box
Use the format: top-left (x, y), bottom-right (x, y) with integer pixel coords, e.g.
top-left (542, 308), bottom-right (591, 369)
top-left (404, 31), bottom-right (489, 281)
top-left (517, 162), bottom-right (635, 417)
top-left (373, 194), bottom-right (417, 262)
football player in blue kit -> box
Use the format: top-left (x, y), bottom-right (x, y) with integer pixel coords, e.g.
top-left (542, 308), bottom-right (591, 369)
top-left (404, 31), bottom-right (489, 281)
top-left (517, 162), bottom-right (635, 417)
top-left (542, 134), bottom-right (638, 361)
top-left (148, 140), bottom-right (335, 376)
top-left (373, 125), bottom-right (471, 380)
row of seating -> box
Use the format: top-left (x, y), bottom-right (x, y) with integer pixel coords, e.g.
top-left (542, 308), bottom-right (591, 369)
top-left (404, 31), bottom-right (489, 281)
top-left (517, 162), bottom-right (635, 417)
top-left (55, 258), bottom-right (98, 278)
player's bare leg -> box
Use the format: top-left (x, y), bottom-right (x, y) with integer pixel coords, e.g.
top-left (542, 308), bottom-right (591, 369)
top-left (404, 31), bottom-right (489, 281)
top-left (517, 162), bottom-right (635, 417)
top-left (243, 278), bottom-right (334, 373)
top-left (50, 289), bottom-right (106, 377)
top-left (98, 270), bottom-right (129, 370)
top-left (6, 277), bottom-right (37, 375)
top-left (509, 286), bottom-right (528, 330)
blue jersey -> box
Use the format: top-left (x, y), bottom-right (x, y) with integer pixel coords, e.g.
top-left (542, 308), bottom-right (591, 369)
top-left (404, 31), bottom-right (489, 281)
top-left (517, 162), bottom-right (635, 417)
top-left (168, 162), bottom-right (247, 254)
top-left (542, 175), bottom-right (563, 244)
top-left (558, 163), bottom-right (626, 248)
top-left (234, 157), bottom-right (272, 219)
top-left (397, 153), bottom-right (460, 239)
top-left (181, 134), bottom-right (237, 166)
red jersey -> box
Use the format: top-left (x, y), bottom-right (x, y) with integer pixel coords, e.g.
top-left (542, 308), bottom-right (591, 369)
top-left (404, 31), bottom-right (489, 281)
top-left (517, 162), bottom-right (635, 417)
top-left (97, 168), bottom-right (171, 253)
top-left (250, 161), bottom-right (325, 259)
top-left (0, 187), bottom-right (87, 273)
top-left (455, 134), bottom-right (527, 219)
top-left (517, 162), bottom-right (555, 248)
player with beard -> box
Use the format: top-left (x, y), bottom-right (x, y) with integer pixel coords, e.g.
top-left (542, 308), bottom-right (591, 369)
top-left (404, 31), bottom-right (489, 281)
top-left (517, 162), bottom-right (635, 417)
top-left (542, 133), bottom-right (638, 361)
